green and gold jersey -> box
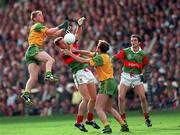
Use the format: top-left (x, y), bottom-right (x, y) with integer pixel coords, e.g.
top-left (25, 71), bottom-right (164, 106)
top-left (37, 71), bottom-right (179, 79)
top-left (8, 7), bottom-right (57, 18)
top-left (28, 23), bottom-right (48, 47)
top-left (89, 53), bottom-right (113, 81)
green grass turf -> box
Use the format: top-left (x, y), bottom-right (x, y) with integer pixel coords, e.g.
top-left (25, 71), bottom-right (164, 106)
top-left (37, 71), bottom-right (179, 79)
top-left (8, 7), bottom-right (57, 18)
top-left (0, 110), bottom-right (180, 135)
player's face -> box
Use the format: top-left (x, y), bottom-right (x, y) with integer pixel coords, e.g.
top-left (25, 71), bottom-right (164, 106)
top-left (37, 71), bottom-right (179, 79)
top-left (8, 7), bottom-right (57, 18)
top-left (35, 12), bottom-right (44, 23)
top-left (131, 37), bottom-right (140, 48)
top-left (58, 40), bottom-right (68, 49)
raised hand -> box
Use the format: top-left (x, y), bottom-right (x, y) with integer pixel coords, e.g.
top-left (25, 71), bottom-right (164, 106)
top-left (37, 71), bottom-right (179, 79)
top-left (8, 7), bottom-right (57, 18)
top-left (58, 20), bottom-right (69, 31)
top-left (77, 17), bottom-right (85, 26)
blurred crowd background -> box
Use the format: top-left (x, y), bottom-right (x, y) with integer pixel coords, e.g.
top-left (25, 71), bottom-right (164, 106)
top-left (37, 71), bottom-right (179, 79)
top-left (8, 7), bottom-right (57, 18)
top-left (0, 0), bottom-right (179, 116)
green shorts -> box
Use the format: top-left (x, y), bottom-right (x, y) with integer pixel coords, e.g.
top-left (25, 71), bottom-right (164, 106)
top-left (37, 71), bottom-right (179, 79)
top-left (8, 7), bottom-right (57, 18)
top-left (25, 45), bottom-right (43, 65)
top-left (98, 78), bottom-right (118, 97)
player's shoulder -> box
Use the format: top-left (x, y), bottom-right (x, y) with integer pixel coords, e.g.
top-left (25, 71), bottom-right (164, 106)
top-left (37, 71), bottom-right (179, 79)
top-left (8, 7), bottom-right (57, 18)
top-left (99, 53), bottom-right (110, 61)
top-left (123, 47), bottom-right (131, 52)
top-left (34, 23), bottom-right (45, 29)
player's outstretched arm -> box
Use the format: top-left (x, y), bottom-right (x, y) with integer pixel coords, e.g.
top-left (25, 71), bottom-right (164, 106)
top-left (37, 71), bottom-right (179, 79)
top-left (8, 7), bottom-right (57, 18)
top-left (46, 20), bottom-right (69, 36)
top-left (70, 46), bottom-right (95, 57)
top-left (75, 17), bottom-right (85, 40)
top-left (64, 49), bottom-right (90, 63)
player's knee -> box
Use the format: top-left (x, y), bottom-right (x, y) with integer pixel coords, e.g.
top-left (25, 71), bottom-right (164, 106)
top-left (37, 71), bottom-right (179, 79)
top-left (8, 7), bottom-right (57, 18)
top-left (47, 57), bottom-right (55, 63)
top-left (50, 57), bottom-right (55, 63)
top-left (90, 97), bottom-right (96, 103)
top-left (104, 107), bottom-right (111, 114)
top-left (82, 96), bottom-right (90, 102)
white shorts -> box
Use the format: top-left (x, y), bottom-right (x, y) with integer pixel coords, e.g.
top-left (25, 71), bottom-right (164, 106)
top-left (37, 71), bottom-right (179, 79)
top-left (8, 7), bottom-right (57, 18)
top-left (73, 68), bottom-right (97, 88)
top-left (120, 72), bottom-right (143, 88)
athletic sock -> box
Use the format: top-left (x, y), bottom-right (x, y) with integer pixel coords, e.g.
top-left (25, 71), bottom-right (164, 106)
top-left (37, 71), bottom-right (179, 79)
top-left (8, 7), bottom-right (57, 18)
top-left (24, 89), bottom-right (30, 93)
top-left (76, 115), bottom-right (83, 124)
top-left (87, 112), bottom-right (93, 122)
top-left (121, 113), bottom-right (126, 121)
top-left (144, 112), bottom-right (149, 119)
top-left (45, 71), bottom-right (52, 76)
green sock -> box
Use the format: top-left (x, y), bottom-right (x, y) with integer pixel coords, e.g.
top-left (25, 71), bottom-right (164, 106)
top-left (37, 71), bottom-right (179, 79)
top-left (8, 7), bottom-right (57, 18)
top-left (45, 71), bottom-right (52, 76)
top-left (23, 91), bottom-right (30, 95)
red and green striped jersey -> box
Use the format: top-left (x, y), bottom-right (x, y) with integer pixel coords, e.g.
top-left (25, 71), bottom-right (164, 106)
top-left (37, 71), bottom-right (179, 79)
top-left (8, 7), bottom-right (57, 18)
top-left (114, 47), bottom-right (148, 74)
top-left (60, 43), bottom-right (89, 74)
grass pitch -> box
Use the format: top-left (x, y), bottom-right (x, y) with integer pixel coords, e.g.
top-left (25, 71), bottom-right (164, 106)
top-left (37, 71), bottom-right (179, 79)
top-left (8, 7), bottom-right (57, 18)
top-left (0, 110), bottom-right (180, 135)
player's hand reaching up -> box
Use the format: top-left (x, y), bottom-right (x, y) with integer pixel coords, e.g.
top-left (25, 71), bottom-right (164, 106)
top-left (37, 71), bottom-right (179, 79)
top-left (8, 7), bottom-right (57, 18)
top-left (77, 17), bottom-right (85, 26)
top-left (58, 20), bottom-right (69, 31)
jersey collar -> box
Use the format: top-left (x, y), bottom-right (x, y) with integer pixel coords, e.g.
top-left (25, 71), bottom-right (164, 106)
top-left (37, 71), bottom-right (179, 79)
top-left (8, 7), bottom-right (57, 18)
top-left (130, 47), bottom-right (142, 53)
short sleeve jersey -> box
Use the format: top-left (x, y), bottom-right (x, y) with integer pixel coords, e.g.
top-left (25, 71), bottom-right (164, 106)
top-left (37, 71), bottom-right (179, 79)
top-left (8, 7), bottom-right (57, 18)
top-left (115, 47), bottom-right (148, 74)
top-left (89, 53), bottom-right (113, 81)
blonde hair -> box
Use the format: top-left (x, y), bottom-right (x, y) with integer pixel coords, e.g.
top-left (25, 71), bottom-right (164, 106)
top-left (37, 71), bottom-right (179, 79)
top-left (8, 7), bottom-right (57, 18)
top-left (30, 10), bottom-right (42, 21)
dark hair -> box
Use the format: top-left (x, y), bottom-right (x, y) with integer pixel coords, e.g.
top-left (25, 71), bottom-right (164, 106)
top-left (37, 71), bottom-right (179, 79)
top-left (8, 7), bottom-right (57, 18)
top-left (98, 40), bottom-right (110, 53)
top-left (131, 34), bottom-right (142, 42)
top-left (31, 10), bottom-right (42, 21)
top-left (54, 37), bottom-right (63, 45)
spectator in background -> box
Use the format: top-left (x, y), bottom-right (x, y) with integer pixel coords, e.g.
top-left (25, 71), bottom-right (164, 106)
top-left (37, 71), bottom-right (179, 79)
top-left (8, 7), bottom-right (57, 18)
top-left (70, 85), bottom-right (81, 113)
top-left (163, 79), bottom-right (178, 109)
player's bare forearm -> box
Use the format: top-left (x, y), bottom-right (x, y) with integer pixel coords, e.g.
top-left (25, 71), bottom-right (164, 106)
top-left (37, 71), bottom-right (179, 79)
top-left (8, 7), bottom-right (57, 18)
top-left (76, 50), bottom-right (94, 57)
top-left (64, 49), bottom-right (90, 63)
top-left (69, 45), bottom-right (94, 57)
top-left (75, 17), bottom-right (85, 40)
top-left (118, 61), bottom-right (123, 73)
top-left (46, 27), bottom-right (59, 36)
top-left (53, 29), bottom-right (65, 37)
top-left (142, 65), bottom-right (147, 75)
top-left (75, 26), bottom-right (82, 41)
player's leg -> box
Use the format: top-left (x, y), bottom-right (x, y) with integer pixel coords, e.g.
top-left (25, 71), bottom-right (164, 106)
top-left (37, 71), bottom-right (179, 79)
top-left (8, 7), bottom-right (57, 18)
top-left (85, 83), bottom-right (100, 129)
top-left (87, 83), bottom-right (96, 114)
top-left (118, 83), bottom-right (129, 122)
top-left (21, 63), bottom-right (39, 105)
top-left (35, 51), bottom-right (58, 82)
top-left (105, 98), bottom-right (129, 132)
top-left (74, 84), bottom-right (89, 132)
top-left (135, 84), bottom-right (152, 127)
top-left (95, 94), bottom-right (112, 133)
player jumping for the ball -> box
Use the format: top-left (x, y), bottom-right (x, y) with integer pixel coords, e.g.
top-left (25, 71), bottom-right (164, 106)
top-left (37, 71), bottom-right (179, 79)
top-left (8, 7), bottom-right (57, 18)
top-left (21, 10), bottom-right (69, 105)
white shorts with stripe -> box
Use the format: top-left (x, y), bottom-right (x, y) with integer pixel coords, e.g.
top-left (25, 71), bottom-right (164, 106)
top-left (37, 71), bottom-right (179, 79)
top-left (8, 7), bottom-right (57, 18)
top-left (120, 72), bottom-right (143, 88)
top-left (73, 68), bottom-right (97, 88)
